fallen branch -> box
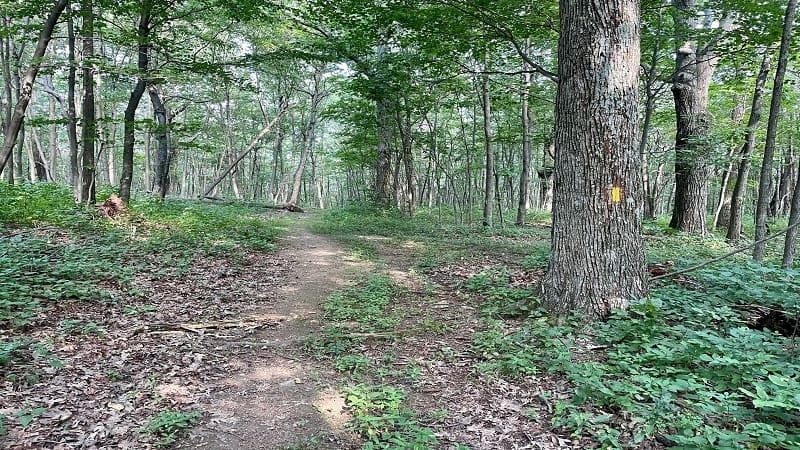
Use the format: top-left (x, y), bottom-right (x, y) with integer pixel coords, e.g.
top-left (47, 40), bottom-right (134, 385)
top-left (128, 319), bottom-right (278, 336)
top-left (201, 197), bottom-right (304, 213)
top-left (650, 219), bottom-right (800, 283)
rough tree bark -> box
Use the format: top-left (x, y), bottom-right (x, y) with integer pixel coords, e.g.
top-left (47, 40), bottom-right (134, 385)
top-left (542, 0), bottom-right (646, 319)
top-left (755, 0), bottom-right (797, 262)
top-left (727, 54), bottom-right (771, 241)
top-left (668, 0), bottom-right (718, 232)
top-left (67, 17), bottom-right (79, 198)
top-left (78, 0), bottom-right (96, 204)
top-left (0, 0), bottom-right (69, 176)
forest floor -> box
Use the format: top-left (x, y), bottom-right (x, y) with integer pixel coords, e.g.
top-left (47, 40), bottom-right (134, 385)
top-left (5, 191), bottom-right (800, 449)
top-left (1, 205), bottom-right (583, 449)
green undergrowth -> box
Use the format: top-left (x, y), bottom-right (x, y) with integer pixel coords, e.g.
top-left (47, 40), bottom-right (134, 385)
top-left (310, 276), bottom-right (439, 449)
top-left (311, 203), bottom-right (551, 270)
top-left (307, 274), bottom-right (400, 360)
top-left (344, 384), bottom-right (438, 450)
top-left (0, 182), bottom-right (286, 338)
top-left (467, 260), bottom-right (800, 449)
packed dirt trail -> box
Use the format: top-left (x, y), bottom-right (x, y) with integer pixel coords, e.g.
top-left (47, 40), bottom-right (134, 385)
top-left (183, 216), bottom-right (367, 449)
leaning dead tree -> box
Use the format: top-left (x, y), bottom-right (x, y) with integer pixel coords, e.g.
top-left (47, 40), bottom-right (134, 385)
top-left (201, 106), bottom-right (300, 212)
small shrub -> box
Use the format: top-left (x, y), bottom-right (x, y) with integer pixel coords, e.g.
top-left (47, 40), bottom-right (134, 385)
top-left (141, 410), bottom-right (200, 447)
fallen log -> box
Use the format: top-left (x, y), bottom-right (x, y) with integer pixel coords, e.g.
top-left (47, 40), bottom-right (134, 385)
top-left (201, 196), bottom-right (304, 213)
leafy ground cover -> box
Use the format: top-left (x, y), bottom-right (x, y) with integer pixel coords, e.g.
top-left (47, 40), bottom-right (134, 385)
top-left (311, 204), bottom-right (800, 449)
top-left (0, 183), bottom-right (289, 448)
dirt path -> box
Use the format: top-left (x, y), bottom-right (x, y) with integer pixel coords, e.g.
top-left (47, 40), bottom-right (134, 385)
top-left (184, 217), bottom-right (368, 449)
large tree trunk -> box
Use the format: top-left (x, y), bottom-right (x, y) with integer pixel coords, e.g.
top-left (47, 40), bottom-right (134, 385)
top-left (727, 55), bottom-right (772, 240)
top-left (668, 0), bottom-right (718, 233)
top-left (481, 74), bottom-right (495, 227)
top-left (289, 68), bottom-right (324, 205)
top-left (78, 0), bottom-right (96, 204)
top-left (120, 1), bottom-right (151, 202)
top-left (756, 0), bottom-right (797, 261)
top-left (542, 0), bottom-right (646, 320)
top-left (0, 0), bottom-right (69, 176)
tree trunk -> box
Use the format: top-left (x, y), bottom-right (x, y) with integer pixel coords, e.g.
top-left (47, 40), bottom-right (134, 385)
top-left (481, 74), bottom-right (495, 227)
top-left (783, 157), bottom-right (800, 268)
top-left (48, 86), bottom-right (58, 179)
top-left (289, 68), bottom-right (324, 205)
top-left (120, 1), bottom-right (151, 202)
top-left (67, 17), bottom-right (79, 199)
top-left (516, 42), bottom-right (533, 226)
top-left (30, 127), bottom-right (49, 181)
top-left (727, 54), bottom-right (771, 240)
top-left (755, 0), bottom-right (797, 262)
top-left (78, 0), bottom-right (96, 204)
top-left (374, 95), bottom-right (393, 204)
top-left (396, 108), bottom-right (417, 217)
top-left (668, 0), bottom-right (718, 233)
top-left (149, 86), bottom-right (172, 199)
top-left (542, 0), bottom-right (646, 319)
top-left (0, 0), bottom-right (69, 176)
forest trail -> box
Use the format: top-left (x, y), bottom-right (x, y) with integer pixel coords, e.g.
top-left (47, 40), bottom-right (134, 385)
top-left (184, 217), bottom-right (367, 449)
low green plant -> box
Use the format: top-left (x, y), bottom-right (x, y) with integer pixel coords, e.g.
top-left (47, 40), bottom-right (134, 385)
top-left (344, 385), bottom-right (437, 449)
top-left (141, 409), bottom-right (200, 447)
top-left (464, 268), bottom-right (538, 318)
top-left (334, 354), bottom-right (372, 377)
top-left (15, 408), bottom-right (46, 427)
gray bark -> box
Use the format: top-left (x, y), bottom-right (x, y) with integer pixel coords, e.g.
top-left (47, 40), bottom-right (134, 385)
top-left (727, 54), bottom-right (771, 240)
top-left (542, 0), bottom-right (646, 319)
top-left (756, 0), bottom-right (797, 261)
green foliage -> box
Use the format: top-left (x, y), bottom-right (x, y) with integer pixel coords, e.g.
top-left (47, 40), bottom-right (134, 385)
top-left (308, 276), bottom-right (398, 359)
top-left (0, 183), bottom-right (94, 229)
top-left (0, 186), bottom-right (286, 330)
top-left (323, 275), bottom-right (399, 331)
top-left (141, 410), bottom-right (200, 447)
top-left (334, 354), bottom-right (373, 377)
top-left (464, 268), bottom-right (538, 318)
top-left (133, 200), bottom-right (287, 254)
top-left (344, 385), bottom-right (437, 450)
top-left (15, 408), bottom-right (47, 428)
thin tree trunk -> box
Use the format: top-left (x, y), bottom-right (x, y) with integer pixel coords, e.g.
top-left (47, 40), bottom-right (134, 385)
top-left (755, 0), bottom-right (797, 262)
top-left (516, 40), bottom-right (533, 226)
top-left (67, 17), bottom-right (79, 199)
top-left (289, 68), bottom-right (324, 205)
top-left (783, 157), bottom-right (800, 268)
top-left (727, 54), bottom-right (772, 240)
top-left (78, 0), bottom-right (96, 204)
top-left (119, 1), bottom-right (151, 202)
top-left (481, 73), bottom-right (494, 227)
top-left (48, 86), bottom-right (57, 179)
top-left (149, 86), bottom-right (171, 199)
